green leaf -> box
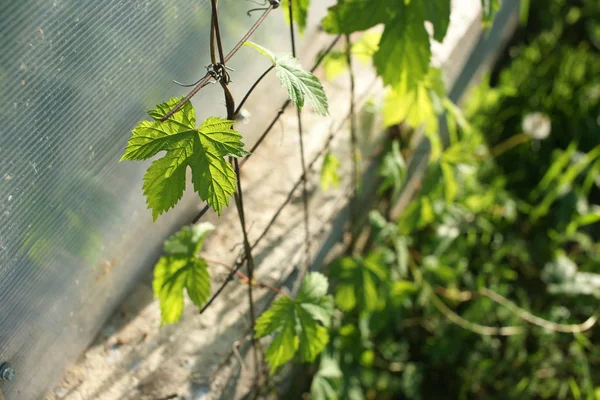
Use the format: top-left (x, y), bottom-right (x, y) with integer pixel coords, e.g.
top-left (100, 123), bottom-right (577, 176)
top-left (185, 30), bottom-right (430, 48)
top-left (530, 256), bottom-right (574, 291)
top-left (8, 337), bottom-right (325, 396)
top-left (311, 355), bottom-right (343, 400)
top-left (373, 3), bottom-right (431, 89)
top-left (421, 0), bottom-right (451, 42)
top-left (351, 31), bottom-right (382, 64)
top-left (163, 222), bottom-right (215, 257)
top-left (398, 197), bottom-right (436, 234)
top-left (321, 151), bottom-right (341, 190)
top-left (122, 98), bottom-right (248, 219)
top-left (280, 0), bottom-right (310, 34)
top-left (321, 50), bottom-right (347, 81)
top-left (378, 140), bottom-right (407, 200)
top-left (320, 32), bottom-right (381, 81)
top-left (255, 272), bottom-right (334, 373)
top-left (383, 67), bottom-right (445, 160)
top-left (246, 41), bottom-right (329, 115)
top-left (152, 223), bottom-right (215, 324)
top-left (322, 0), bottom-right (393, 35)
top-left (330, 252), bottom-right (388, 312)
top-left (440, 161), bottom-right (458, 204)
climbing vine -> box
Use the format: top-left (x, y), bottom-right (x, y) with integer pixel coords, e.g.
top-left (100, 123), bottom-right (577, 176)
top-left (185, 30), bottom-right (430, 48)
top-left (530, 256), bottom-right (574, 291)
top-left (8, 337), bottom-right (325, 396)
top-left (120, 0), bottom-right (507, 389)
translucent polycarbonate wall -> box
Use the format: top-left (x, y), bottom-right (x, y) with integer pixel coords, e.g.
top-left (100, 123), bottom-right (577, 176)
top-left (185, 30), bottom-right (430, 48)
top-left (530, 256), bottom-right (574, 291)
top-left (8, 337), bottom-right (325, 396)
top-left (0, 1), bottom-right (290, 398)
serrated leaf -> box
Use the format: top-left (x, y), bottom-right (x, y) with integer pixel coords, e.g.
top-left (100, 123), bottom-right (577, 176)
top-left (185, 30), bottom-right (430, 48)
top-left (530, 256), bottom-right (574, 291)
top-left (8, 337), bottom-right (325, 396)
top-left (330, 252), bottom-right (388, 312)
top-left (152, 223), bottom-right (215, 325)
top-left (373, 3), bottom-right (431, 89)
top-left (321, 151), bottom-right (341, 190)
top-left (122, 98), bottom-right (248, 219)
top-left (280, 0), bottom-right (310, 34)
top-left (296, 306), bottom-right (330, 362)
top-left (255, 272), bottom-right (334, 373)
top-left (246, 41), bottom-right (329, 115)
top-left (322, 0), bottom-right (393, 34)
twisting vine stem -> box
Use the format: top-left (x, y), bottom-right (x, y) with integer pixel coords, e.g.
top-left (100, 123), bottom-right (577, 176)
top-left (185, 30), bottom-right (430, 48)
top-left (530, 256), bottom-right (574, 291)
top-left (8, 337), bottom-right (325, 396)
top-left (161, 6), bottom-right (274, 121)
top-left (209, 0), bottom-right (261, 381)
top-left (288, 0), bottom-right (312, 281)
top-left (190, 35), bottom-right (342, 225)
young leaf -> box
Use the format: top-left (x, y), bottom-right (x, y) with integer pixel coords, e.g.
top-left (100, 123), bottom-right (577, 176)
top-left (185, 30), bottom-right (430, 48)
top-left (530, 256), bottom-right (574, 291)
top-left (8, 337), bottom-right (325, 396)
top-left (245, 41), bottom-right (329, 115)
top-left (255, 272), bottom-right (334, 373)
top-left (121, 98), bottom-right (248, 219)
top-left (280, 0), bottom-right (310, 34)
top-left (321, 151), bottom-right (341, 190)
top-left (152, 223), bottom-right (215, 324)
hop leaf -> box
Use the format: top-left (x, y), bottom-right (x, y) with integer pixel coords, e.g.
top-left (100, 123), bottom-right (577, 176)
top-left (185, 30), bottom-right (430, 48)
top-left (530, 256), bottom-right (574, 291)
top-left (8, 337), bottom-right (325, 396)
top-left (373, 3), bottom-right (431, 90)
top-left (245, 41), bottom-right (329, 116)
top-left (321, 151), bottom-right (341, 190)
top-left (255, 272), bottom-right (334, 373)
top-left (121, 98), bottom-right (249, 220)
top-left (323, 0), bottom-right (453, 90)
top-left (152, 223), bottom-right (215, 324)
top-left (322, 0), bottom-right (392, 34)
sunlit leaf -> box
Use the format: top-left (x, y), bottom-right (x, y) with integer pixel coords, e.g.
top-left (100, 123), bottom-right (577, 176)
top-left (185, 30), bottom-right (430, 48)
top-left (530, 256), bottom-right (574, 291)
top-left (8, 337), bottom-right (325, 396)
top-left (384, 67), bottom-right (445, 160)
top-left (152, 223), bottom-right (215, 324)
top-left (246, 41), bottom-right (329, 115)
top-left (255, 272), bottom-right (334, 373)
top-left (122, 98), bottom-right (248, 219)
top-left (322, 0), bottom-right (392, 35)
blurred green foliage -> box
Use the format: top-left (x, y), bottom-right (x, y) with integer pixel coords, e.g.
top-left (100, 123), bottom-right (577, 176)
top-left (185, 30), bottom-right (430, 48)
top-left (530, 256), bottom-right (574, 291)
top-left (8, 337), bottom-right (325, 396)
top-left (294, 0), bottom-right (600, 399)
